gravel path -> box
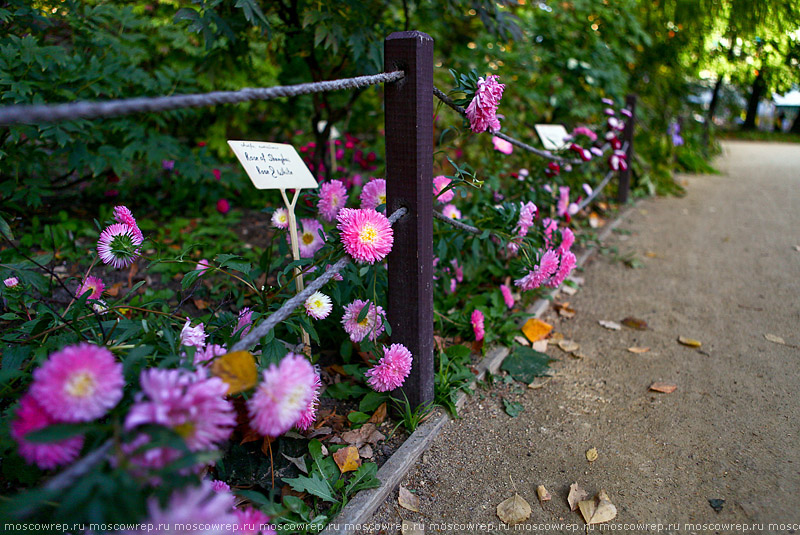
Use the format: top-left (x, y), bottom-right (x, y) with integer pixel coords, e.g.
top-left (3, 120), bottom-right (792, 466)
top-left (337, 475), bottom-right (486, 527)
top-left (361, 141), bottom-right (800, 534)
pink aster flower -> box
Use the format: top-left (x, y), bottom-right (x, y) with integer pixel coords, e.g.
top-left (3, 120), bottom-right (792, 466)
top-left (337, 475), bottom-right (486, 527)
top-left (609, 150), bottom-right (628, 171)
top-left (113, 205), bottom-right (144, 242)
top-left (471, 309), bottom-right (485, 341)
top-left (621, 108), bottom-right (633, 118)
top-left (337, 208), bottom-right (394, 264)
top-left (590, 146), bottom-right (604, 157)
top-left (601, 98), bottom-right (614, 106)
top-left (558, 227), bottom-right (575, 254)
top-left (180, 318), bottom-right (207, 348)
top-left (247, 353), bottom-right (317, 437)
top-left (195, 259), bottom-right (211, 275)
top-left (3, 276), bottom-right (19, 288)
top-left (77, 275), bottom-right (105, 299)
top-left (492, 136), bottom-right (513, 154)
top-left (360, 178), bottom-right (386, 209)
top-left (569, 143), bottom-right (592, 162)
top-left (442, 204), bottom-right (461, 219)
top-left (571, 126), bottom-right (597, 142)
top-left (235, 507), bottom-right (274, 535)
top-left (516, 201), bottom-right (538, 237)
top-left (608, 117), bottom-right (624, 131)
top-left (450, 258), bottom-right (463, 283)
top-left (294, 371), bottom-right (321, 432)
top-left (514, 249), bottom-right (561, 291)
top-left (194, 344), bottom-right (227, 367)
top-left (582, 183), bottom-right (593, 196)
top-left (217, 199), bottom-right (230, 214)
top-left (11, 394), bottom-right (84, 470)
top-left (568, 202), bottom-right (580, 216)
top-left (237, 307), bottom-right (252, 336)
top-left (288, 218), bottom-right (325, 258)
top-left (547, 251), bottom-right (577, 288)
top-left (433, 175), bottom-right (455, 203)
top-left (325, 264), bottom-right (344, 282)
top-left (271, 208), bottom-right (289, 229)
top-left (557, 187), bottom-right (570, 218)
top-left (304, 291), bottom-right (332, 320)
top-left (341, 299), bottom-right (386, 343)
top-left (211, 480), bottom-right (231, 493)
top-left (318, 179), bottom-right (349, 222)
top-left (138, 481), bottom-right (237, 535)
top-left (97, 223), bottom-right (143, 269)
top-left (604, 107), bottom-right (615, 116)
top-left (500, 284), bottom-right (515, 309)
top-left (545, 162), bottom-right (560, 177)
top-left (542, 218), bottom-right (558, 249)
top-left (365, 344), bottom-right (413, 392)
top-left (465, 74), bottom-right (505, 133)
top-left (124, 368), bottom-right (235, 467)
top-left (30, 343), bottom-right (124, 422)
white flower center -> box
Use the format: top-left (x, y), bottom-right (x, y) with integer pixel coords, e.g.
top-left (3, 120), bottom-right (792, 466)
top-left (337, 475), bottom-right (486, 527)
top-left (65, 371), bottom-right (96, 398)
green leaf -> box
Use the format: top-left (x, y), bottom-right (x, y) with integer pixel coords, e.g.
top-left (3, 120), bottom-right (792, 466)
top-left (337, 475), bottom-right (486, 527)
top-left (358, 392), bottom-right (388, 412)
top-left (503, 398), bottom-right (524, 417)
top-left (25, 423), bottom-right (93, 443)
top-left (0, 213), bottom-right (13, 240)
top-left (355, 302), bottom-right (370, 323)
top-left (282, 495), bottom-right (310, 516)
top-left (344, 462), bottom-right (381, 496)
top-left (324, 382), bottom-right (369, 400)
top-left (181, 268), bottom-right (202, 290)
top-left (500, 347), bottom-right (555, 384)
top-left (347, 411), bottom-right (370, 424)
top-left (444, 344), bottom-right (471, 360)
top-left (285, 473), bottom-right (338, 503)
top-left (235, 489), bottom-right (271, 506)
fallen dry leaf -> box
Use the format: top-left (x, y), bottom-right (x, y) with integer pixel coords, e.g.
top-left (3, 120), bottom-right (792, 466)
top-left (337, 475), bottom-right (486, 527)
top-left (549, 332), bottom-right (564, 342)
top-left (398, 486), bottom-right (420, 512)
top-left (192, 298), bottom-right (209, 310)
top-left (358, 444), bottom-right (373, 458)
top-left (677, 336), bottom-right (702, 348)
top-left (532, 340), bottom-right (548, 353)
top-left (621, 317), bottom-right (648, 330)
top-left (514, 335), bottom-right (531, 347)
top-left (794, 245), bottom-right (800, 252)
top-left (627, 346), bottom-right (650, 354)
top-left (764, 333), bottom-right (786, 345)
top-left (281, 453), bottom-right (308, 475)
top-left (210, 351), bottom-right (258, 395)
top-left (599, 320), bottom-right (622, 331)
top-left (558, 306), bottom-right (577, 318)
top-left (522, 318), bottom-right (553, 342)
top-left (589, 212), bottom-right (605, 228)
top-left (567, 482), bottom-right (589, 511)
top-left (558, 340), bottom-right (580, 353)
top-left (496, 494), bottom-right (531, 525)
top-left (645, 251), bottom-right (658, 258)
top-left (579, 490), bottom-right (617, 525)
top-left (341, 423), bottom-right (385, 448)
top-left (649, 382), bottom-right (677, 394)
top-left (105, 282), bottom-right (124, 297)
top-left (368, 403), bottom-right (387, 425)
top-left (332, 446), bottom-right (361, 473)
top-left (561, 284), bottom-right (578, 296)
top-left (586, 447), bottom-right (598, 462)
top-left (536, 485), bottom-right (551, 504)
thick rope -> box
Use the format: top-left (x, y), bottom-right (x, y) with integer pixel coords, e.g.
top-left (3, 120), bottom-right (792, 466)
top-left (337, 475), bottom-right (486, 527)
top-left (230, 207), bottom-right (407, 352)
top-left (432, 210), bottom-right (481, 234)
top-left (0, 71), bottom-right (405, 125)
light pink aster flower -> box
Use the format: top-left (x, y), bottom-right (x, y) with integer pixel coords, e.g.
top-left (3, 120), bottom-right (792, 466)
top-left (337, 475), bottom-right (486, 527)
top-left (4, 276), bottom-right (19, 288)
top-left (620, 108), bottom-right (633, 118)
top-left (211, 480), bottom-right (231, 493)
top-left (77, 275), bottom-right (105, 299)
top-left (492, 136), bottom-right (513, 154)
top-left (590, 146), bottom-right (604, 157)
top-left (557, 187), bottom-right (570, 218)
top-left (608, 116), bottom-right (624, 131)
top-left (465, 74), bottom-right (505, 133)
top-left (337, 208), bottom-right (394, 264)
top-left (180, 318), bottom-right (207, 348)
top-left (195, 259), bottom-right (212, 275)
top-left (304, 291), bottom-right (332, 320)
top-left (294, 371), bottom-right (321, 431)
top-left (582, 183), bottom-right (593, 196)
top-left (571, 126), bottom-right (597, 142)
top-left (500, 284), bottom-right (515, 309)
top-left (194, 344), bottom-right (227, 367)
top-left (341, 299), bottom-right (386, 343)
top-left (542, 218), bottom-right (558, 249)
top-left (601, 98), bottom-right (614, 106)
top-left (365, 344), bottom-right (413, 392)
top-left (271, 208), bottom-right (289, 229)
top-left (609, 150), bottom-right (628, 171)
top-left (360, 178), bottom-right (386, 210)
top-left (450, 258), bottom-right (463, 283)
top-left (514, 249), bottom-right (561, 291)
top-left (547, 251), bottom-right (577, 288)
top-left (433, 175), bottom-right (455, 203)
top-left (288, 218), bottom-right (326, 258)
top-left (568, 202), bottom-right (580, 216)
top-left (318, 179), bottom-right (349, 222)
top-left (137, 481), bottom-right (237, 535)
top-left (113, 205), bottom-right (144, 242)
top-left (30, 343), bottom-right (124, 422)
top-left (325, 264), bottom-right (344, 282)
top-left (442, 204), bottom-right (461, 219)
top-left (237, 307), bottom-right (253, 336)
top-left (604, 107), bottom-right (615, 116)
top-left (97, 223), bottom-right (143, 269)
top-left (247, 353), bottom-right (317, 437)
top-left (516, 201), bottom-right (538, 237)
top-left (11, 394), bottom-right (84, 470)
top-left (471, 309), bottom-right (485, 341)
top-left (235, 507), bottom-right (274, 535)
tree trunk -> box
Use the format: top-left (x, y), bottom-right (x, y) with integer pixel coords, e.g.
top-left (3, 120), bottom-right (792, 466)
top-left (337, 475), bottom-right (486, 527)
top-left (703, 76), bottom-right (723, 148)
top-left (791, 111), bottom-right (800, 134)
top-left (742, 70), bottom-right (766, 131)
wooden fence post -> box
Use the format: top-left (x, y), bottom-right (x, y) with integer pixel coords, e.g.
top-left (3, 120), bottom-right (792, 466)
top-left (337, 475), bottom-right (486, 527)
top-left (384, 31), bottom-right (435, 409)
top-left (617, 93), bottom-right (637, 204)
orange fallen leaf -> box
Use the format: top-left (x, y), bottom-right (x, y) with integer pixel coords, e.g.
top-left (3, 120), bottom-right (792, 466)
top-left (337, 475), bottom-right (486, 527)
top-left (368, 402), bottom-right (387, 425)
top-left (210, 351), bottom-right (258, 395)
top-left (192, 298), bottom-right (209, 310)
top-left (621, 317), bottom-right (648, 330)
top-left (627, 346), bottom-right (650, 354)
top-left (522, 318), bottom-right (552, 342)
top-left (333, 445), bottom-right (361, 473)
top-left (105, 282), bottom-right (124, 297)
top-left (649, 382), bottom-right (677, 394)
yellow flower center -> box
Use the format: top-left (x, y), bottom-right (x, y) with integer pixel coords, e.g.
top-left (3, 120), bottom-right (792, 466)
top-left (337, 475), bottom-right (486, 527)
top-left (378, 194), bottom-right (386, 205)
top-left (358, 317), bottom-right (370, 327)
top-left (302, 232), bottom-right (315, 245)
top-left (359, 224), bottom-right (377, 244)
top-left (312, 298), bottom-right (324, 309)
top-left (65, 371), bottom-right (96, 398)
top-left (174, 422), bottom-right (195, 439)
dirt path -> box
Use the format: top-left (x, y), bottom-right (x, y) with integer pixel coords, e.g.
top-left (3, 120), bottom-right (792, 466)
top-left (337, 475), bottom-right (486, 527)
top-left (361, 141), bottom-right (800, 534)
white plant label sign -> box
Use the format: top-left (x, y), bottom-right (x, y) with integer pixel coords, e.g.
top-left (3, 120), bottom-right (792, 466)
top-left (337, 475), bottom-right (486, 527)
top-left (227, 140), bottom-right (318, 190)
top-left (534, 124), bottom-right (570, 151)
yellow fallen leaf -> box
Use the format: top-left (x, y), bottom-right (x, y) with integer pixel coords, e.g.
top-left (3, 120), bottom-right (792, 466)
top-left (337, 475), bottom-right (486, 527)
top-left (496, 494), bottom-right (531, 525)
top-left (536, 485), bottom-right (551, 504)
top-left (586, 447), bottom-right (598, 462)
top-left (649, 382), bottom-right (677, 394)
top-left (645, 251), bottom-right (658, 258)
top-left (522, 318), bottom-right (552, 343)
top-left (398, 485), bottom-right (419, 512)
top-left (332, 445), bottom-right (361, 473)
top-left (764, 333), bottom-right (786, 345)
top-left (210, 351), bottom-right (258, 395)
top-left (532, 340), bottom-right (548, 353)
top-left (627, 346), bottom-right (650, 354)
top-left (567, 482), bottom-right (589, 511)
top-left (579, 490), bottom-right (617, 525)
top-left (678, 336), bottom-right (702, 348)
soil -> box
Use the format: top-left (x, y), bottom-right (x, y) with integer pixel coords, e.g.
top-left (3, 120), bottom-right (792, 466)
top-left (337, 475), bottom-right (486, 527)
top-left (359, 141), bottom-right (800, 534)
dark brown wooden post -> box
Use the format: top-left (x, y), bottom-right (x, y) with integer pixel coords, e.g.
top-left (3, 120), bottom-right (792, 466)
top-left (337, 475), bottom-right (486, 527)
top-left (617, 94), bottom-right (637, 204)
top-left (384, 31), bottom-right (434, 409)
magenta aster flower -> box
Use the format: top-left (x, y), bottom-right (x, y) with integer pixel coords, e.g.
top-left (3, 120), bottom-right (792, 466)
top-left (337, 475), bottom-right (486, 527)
top-left (237, 307), bottom-right (253, 336)
top-left (471, 309), bottom-right (485, 341)
top-left (500, 284), bottom-right (515, 309)
top-left (609, 150), bottom-right (628, 171)
top-left (138, 481), bottom-right (237, 535)
top-left (433, 175), bottom-right (455, 203)
top-left (442, 204), bottom-right (461, 219)
top-left (492, 136), bottom-right (513, 154)
top-left (195, 259), bottom-right (211, 275)
top-left (30, 343), bottom-right (123, 422)
top-left (235, 507), bottom-right (274, 535)
top-left (547, 251), bottom-right (577, 288)
top-left (11, 394), bottom-right (84, 470)
top-left (514, 249), bottom-right (560, 291)
top-left (211, 480), bottom-right (231, 493)
top-left (4, 276), bottom-right (19, 288)
top-left (271, 208), bottom-right (289, 229)
top-left (337, 208), bottom-right (394, 264)
top-left (569, 143), bottom-right (592, 162)
top-left (318, 179), bottom-right (348, 222)
top-left (542, 218), bottom-right (558, 249)
top-left (76, 275), bottom-right (105, 299)
top-left (557, 187), bottom-right (570, 218)
top-left (113, 205), bottom-right (144, 242)
top-left (288, 218), bottom-right (325, 258)
top-left (365, 344), bottom-right (413, 392)
top-left (217, 199), bottom-right (230, 214)
top-left (294, 371), bottom-right (321, 431)
top-left (341, 299), bottom-right (386, 343)
top-left (360, 178), bottom-right (386, 210)
top-left (571, 126), bottom-right (597, 142)
top-left (620, 108), bottom-right (633, 118)
top-left (545, 162), bottom-right (560, 177)
top-left (304, 291), bottom-right (332, 320)
top-left (247, 353), bottom-right (317, 437)
top-left (465, 74), bottom-right (505, 133)
top-left (97, 223), bottom-right (143, 269)
top-left (194, 344), bottom-right (227, 367)
top-left (180, 318), bottom-right (207, 348)
top-left (451, 258), bottom-right (463, 283)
